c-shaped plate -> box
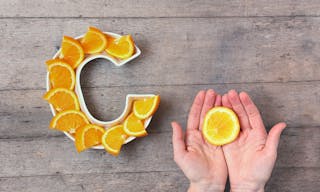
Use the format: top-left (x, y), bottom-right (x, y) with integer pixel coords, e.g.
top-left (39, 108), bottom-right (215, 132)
top-left (46, 32), bottom-right (153, 149)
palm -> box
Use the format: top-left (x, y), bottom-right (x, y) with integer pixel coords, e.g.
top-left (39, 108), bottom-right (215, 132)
top-left (172, 90), bottom-right (228, 191)
top-left (224, 130), bottom-right (271, 185)
top-left (180, 129), bottom-right (227, 185)
top-left (222, 90), bottom-right (286, 191)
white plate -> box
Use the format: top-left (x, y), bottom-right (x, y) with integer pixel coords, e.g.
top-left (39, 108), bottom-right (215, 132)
top-left (46, 32), bottom-right (154, 149)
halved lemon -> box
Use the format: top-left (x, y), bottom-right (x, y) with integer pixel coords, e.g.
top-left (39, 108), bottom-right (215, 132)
top-left (60, 36), bottom-right (84, 69)
top-left (46, 59), bottom-right (75, 90)
top-left (75, 124), bottom-right (105, 152)
top-left (102, 125), bottom-right (128, 156)
top-left (202, 107), bottom-right (240, 146)
top-left (105, 35), bottom-right (135, 59)
top-left (133, 95), bottom-right (160, 119)
top-left (80, 26), bottom-right (107, 54)
top-left (123, 113), bottom-right (147, 137)
top-left (43, 88), bottom-right (80, 112)
top-left (50, 110), bottom-right (89, 133)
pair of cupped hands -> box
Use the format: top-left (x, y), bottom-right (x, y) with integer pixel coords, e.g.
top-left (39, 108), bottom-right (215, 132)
top-left (172, 89), bottom-right (286, 192)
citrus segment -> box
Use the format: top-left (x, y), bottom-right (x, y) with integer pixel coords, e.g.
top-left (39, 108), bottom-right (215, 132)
top-left (43, 88), bottom-right (80, 112)
top-left (46, 59), bottom-right (75, 90)
top-left (133, 95), bottom-right (160, 119)
top-left (105, 35), bottom-right (135, 59)
top-left (75, 124), bottom-right (105, 152)
top-left (80, 27), bottom-right (107, 54)
top-left (102, 125), bottom-right (128, 156)
top-left (123, 113), bottom-right (147, 137)
top-left (202, 107), bottom-right (240, 146)
top-left (60, 36), bottom-right (84, 69)
top-left (49, 110), bottom-right (89, 133)
top-left (106, 35), bottom-right (115, 44)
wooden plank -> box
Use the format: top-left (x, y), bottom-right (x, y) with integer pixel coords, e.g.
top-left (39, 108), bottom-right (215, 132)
top-left (0, 168), bottom-right (318, 192)
top-left (1, 17), bottom-right (320, 90)
top-left (0, 127), bottom-right (319, 178)
top-left (0, 171), bottom-right (189, 192)
top-left (1, 0), bottom-right (320, 17)
top-left (246, 0), bottom-right (320, 17)
top-left (266, 168), bottom-right (320, 192)
top-left (0, 133), bottom-right (177, 178)
top-left (0, 0), bottom-right (246, 18)
top-left (0, 82), bottom-right (319, 139)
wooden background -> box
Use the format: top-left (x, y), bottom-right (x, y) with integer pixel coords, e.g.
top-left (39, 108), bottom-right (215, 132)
top-left (0, 1), bottom-right (319, 191)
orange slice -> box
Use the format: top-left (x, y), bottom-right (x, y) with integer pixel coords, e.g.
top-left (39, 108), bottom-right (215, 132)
top-left (46, 59), bottom-right (75, 90)
top-left (43, 88), bottom-right (80, 112)
top-left (102, 125), bottom-right (128, 156)
top-left (123, 113), bottom-right (147, 137)
top-left (75, 124), bottom-right (105, 152)
top-left (105, 35), bottom-right (135, 59)
top-left (133, 95), bottom-right (160, 119)
top-left (60, 36), bottom-right (84, 69)
top-left (106, 35), bottom-right (115, 44)
top-left (50, 110), bottom-right (89, 133)
top-left (202, 107), bottom-right (240, 146)
top-left (80, 27), bottom-right (107, 54)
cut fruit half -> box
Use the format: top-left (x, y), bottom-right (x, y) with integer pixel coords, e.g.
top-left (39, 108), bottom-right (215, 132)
top-left (202, 107), bottom-right (240, 146)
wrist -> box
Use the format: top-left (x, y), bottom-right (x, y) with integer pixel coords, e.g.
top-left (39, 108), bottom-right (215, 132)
top-left (188, 181), bottom-right (225, 192)
top-left (230, 183), bottom-right (265, 192)
top-left (231, 189), bottom-right (264, 192)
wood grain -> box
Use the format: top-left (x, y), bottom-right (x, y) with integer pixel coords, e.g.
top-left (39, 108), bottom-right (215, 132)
top-left (1, 0), bottom-right (320, 18)
top-left (0, 171), bottom-right (188, 192)
top-left (1, 1), bottom-right (320, 191)
top-left (266, 168), bottom-right (320, 192)
top-left (1, 127), bottom-right (319, 178)
top-left (1, 168), bottom-right (319, 192)
top-left (1, 82), bottom-right (319, 139)
top-left (1, 17), bottom-right (320, 90)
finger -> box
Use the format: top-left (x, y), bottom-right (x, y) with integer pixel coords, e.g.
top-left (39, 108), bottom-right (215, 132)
top-left (265, 122), bottom-right (286, 153)
top-left (187, 90), bottom-right (206, 130)
top-left (199, 89), bottom-right (216, 130)
top-left (172, 122), bottom-right (187, 162)
top-left (239, 92), bottom-right (265, 132)
top-left (214, 94), bottom-right (222, 107)
top-left (222, 94), bottom-right (232, 108)
top-left (228, 90), bottom-right (251, 131)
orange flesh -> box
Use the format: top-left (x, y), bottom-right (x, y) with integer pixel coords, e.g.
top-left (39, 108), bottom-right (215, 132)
top-left (53, 113), bottom-right (88, 132)
top-left (126, 114), bottom-right (144, 132)
top-left (47, 91), bottom-right (78, 112)
top-left (135, 98), bottom-right (154, 114)
top-left (49, 65), bottom-right (73, 89)
top-left (104, 126), bottom-right (127, 151)
top-left (206, 112), bottom-right (235, 139)
top-left (80, 27), bottom-right (107, 54)
top-left (84, 128), bottom-right (104, 147)
top-left (60, 36), bottom-right (84, 68)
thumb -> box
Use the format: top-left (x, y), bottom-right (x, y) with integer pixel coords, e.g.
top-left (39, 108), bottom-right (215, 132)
top-left (265, 122), bottom-right (287, 153)
top-left (171, 122), bottom-right (187, 163)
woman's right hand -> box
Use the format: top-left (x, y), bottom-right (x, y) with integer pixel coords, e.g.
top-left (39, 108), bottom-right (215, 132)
top-left (221, 90), bottom-right (286, 192)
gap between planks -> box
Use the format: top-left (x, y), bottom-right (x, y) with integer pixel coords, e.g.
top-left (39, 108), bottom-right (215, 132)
top-left (2, 15), bottom-right (320, 19)
top-left (1, 126), bottom-right (319, 141)
top-left (0, 169), bottom-right (182, 179)
top-left (0, 80), bottom-right (320, 92)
